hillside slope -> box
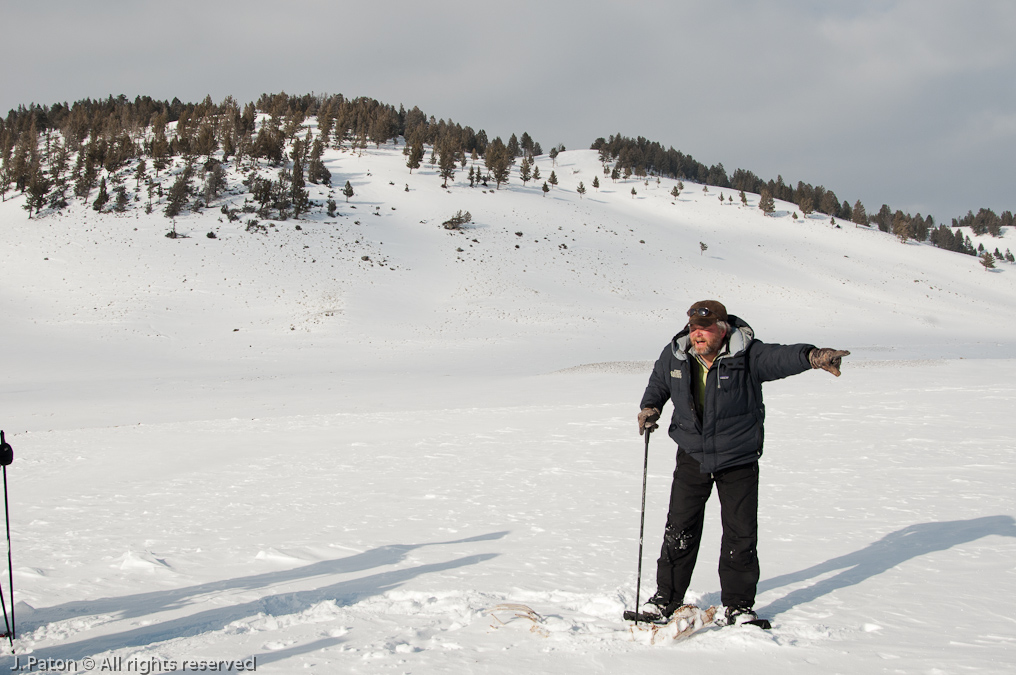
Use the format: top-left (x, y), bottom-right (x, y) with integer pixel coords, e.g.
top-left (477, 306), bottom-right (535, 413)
top-left (1, 137), bottom-right (1012, 429)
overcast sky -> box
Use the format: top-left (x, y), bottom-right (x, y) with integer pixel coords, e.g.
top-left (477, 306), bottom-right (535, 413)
top-left (2, 0), bottom-right (1013, 222)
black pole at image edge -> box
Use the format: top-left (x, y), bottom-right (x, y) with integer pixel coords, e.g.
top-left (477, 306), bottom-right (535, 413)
top-left (0, 431), bottom-right (14, 650)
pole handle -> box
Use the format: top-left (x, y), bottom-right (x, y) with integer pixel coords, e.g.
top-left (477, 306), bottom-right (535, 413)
top-left (0, 432), bottom-right (12, 467)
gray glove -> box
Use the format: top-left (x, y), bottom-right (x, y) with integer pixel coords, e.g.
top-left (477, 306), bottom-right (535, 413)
top-left (809, 348), bottom-right (850, 377)
top-left (638, 407), bottom-right (660, 435)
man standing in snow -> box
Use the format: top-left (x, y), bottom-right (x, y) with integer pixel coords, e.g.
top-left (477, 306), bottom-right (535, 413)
top-left (637, 300), bottom-right (848, 626)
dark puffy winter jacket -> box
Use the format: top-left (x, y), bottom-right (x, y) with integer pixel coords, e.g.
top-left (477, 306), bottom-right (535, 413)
top-left (640, 315), bottom-right (813, 473)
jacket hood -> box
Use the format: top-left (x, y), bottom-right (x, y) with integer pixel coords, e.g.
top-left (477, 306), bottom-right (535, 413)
top-left (671, 314), bottom-right (754, 361)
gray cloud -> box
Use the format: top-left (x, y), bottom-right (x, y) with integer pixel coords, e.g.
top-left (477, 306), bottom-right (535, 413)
top-left (2, 0), bottom-right (1013, 222)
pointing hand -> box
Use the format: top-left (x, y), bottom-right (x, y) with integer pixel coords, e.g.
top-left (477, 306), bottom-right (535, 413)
top-left (809, 348), bottom-right (850, 377)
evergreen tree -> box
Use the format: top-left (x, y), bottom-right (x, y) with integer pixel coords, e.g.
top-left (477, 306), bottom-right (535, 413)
top-left (631, 186), bottom-right (637, 199)
top-left (507, 133), bottom-right (520, 158)
top-left (484, 137), bottom-right (511, 189)
top-left (592, 176), bottom-right (599, 191)
top-left (113, 185), bottom-right (129, 212)
top-left (221, 129), bottom-right (236, 160)
top-left (964, 234), bottom-right (976, 255)
top-left (442, 210), bottom-right (472, 229)
top-left (11, 125), bottom-right (36, 193)
top-left (954, 208), bottom-right (1004, 236)
top-left (980, 251), bottom-right (996, 271)
top-left (520, 132), bottom-right (534, 156)
top-left (840, 200), bottom-right (852, 222)
top-left (542, 181), bottom-right (549, 197)
top-left (548, 170), bottom-right (558, 188)
top-left (253, 121), bottom-right (285, 164)
top-left (797, 193), bottom-right (814, 216)
top-left (203, 163), bottom-right (227, 205)
top-left (930, 224), bottom-right (957, 252)
top-left (875, 204), bottom-right (893, 232)
top-left (92, 177), bottom-right (109, 212)
top-left (0, 155), bottom-right (13, 203)
top-left (164, 162), bottom-right (193, 218)
top-left (577, 181), bottom-right (586, 198)
top-left (518, 156), bottom-right (532, 185)
top-left (406, 141), bottom-right (424, 173)
top-left (272, 169), bottom-right (292, 219)
top-left (819, 189), bottom-right (839, 216)
top-left (532, 165), bottom-right (540, 182)
top-left (47, 181), bottom-right (68, 211)
top-left (852, 199), bottom-right (867, 227)
top-left (438, 141), bottom-right (457, 187)
top-left (758, 189), bottom-right (775, 215)
top-left (307, 138), bottom-right (331, 185)
top-left (671, 185), bottom-right (680, 199)
top-left (892, 210), bottom-right (912, 242)
top-left (75, 154), bottom-right (97, 200)
top-left (242, 102), bottom-right (257, 136)
top-left (249, 176), bottom-right (273, 218)
top-left (48, 138), bottom-right (69, 187)
top-left (24, 162), bottom-right (50, 218)
top-left (699, 241), bottom-right (708, 255)
top-left (343, 180), bottom-right (354, 202)
top-left (291, 160), bottom-right (309, 218)
top-left (135, 158), bottom-right (147, 188)
top-left (597, 145), bottom-right (612, 166)
top-left (194, 121), bottom-right (217, 157)
top-left (911, 212), bottom-right (930, 242)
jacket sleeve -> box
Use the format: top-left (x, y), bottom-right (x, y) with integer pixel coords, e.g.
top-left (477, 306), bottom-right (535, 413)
top-left (640, 345), bottom-right (673, 410)
top-left (749, 341), bottom-right (814, 383)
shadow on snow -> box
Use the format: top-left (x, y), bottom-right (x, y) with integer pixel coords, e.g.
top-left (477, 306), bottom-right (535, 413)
top-left (754, 516), bottom-right (1016, 618)
top-left (11, 531), bottom-right (507, 664)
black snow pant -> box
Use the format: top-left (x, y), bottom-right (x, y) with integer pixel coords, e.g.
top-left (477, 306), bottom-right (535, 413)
top-left (656, 450), bottom-right (760, 608)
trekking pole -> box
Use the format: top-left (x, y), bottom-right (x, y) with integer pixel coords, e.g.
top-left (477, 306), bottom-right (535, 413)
top-left (0, 431), bottom-right (13, 650)
top-left (623, 428), bottom-right (652, 625)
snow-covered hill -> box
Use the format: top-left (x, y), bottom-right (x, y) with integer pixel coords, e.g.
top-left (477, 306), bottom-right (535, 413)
top-left (0, 133), bottom-right (1014, 673)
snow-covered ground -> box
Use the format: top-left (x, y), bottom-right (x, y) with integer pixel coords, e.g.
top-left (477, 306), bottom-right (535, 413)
top-left (1, 139), bottom-right (1014, 673)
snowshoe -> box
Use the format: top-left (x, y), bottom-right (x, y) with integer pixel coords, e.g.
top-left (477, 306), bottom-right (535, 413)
top-left (628, 604), bottom-right (720, 644)
top-left (719, 605), bottom-right (771, 630)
